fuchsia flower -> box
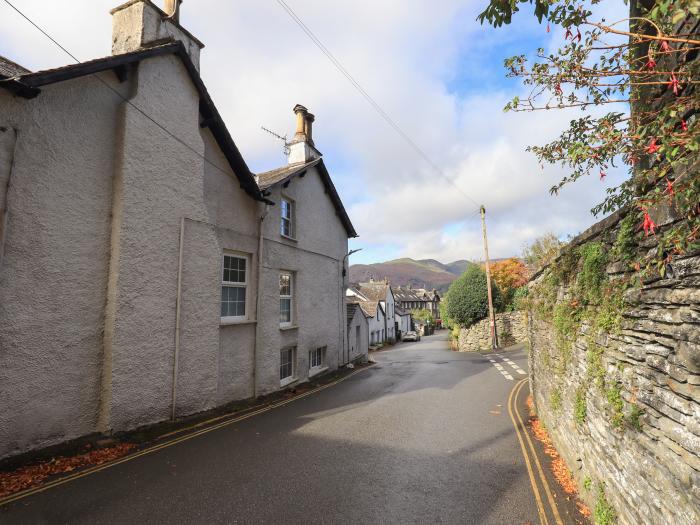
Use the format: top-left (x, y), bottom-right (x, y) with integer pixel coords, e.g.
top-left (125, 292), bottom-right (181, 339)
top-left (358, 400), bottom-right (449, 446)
top-left (669, 72), bottom-right (680, 95)
top-left (665, 178), bottom-right (675, 197)
top-left (660, 40), bottom-right (671, 53)
top-left (646, 57), bottom-right (657, 70)
top-left (576, 29), bottom-right (582, 43)
top-left (600, 171), bottom-right (607, 181)
top-left (642, 210), bottom-right (657, 237)
top-left (645, 138), bottom-right (660, 154)
top-left (554, 82), bottom-right (563, 95)
top-left (681, 119), bottom-right (688, 132)
top-left (565, 28), bottom-right (573, 40)
top-left (547, 23), bottom-right (551, 33)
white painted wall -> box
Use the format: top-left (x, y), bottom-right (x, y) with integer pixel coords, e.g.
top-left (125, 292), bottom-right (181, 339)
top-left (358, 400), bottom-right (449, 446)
top-left (347, 308), bottom-right (368, 363)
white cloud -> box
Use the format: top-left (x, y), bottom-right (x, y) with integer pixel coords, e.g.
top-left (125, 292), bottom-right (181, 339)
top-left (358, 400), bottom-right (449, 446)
top-left (0, 0), bottom-right (632, 264)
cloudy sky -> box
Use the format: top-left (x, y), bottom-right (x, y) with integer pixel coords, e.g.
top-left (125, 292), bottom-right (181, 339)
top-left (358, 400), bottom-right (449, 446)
top-left (0, 0), bottom-right (629, 265)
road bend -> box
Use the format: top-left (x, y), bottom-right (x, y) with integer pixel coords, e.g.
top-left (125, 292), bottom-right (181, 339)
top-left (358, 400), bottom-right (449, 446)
top-left (1, 333), bottom-right (542, 524)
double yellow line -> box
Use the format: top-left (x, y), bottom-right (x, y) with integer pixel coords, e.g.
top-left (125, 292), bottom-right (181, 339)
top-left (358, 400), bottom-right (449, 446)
top-left (0, 365), bottom-right (373, 507)
top-left (508, 378), bottom-right (563, 525)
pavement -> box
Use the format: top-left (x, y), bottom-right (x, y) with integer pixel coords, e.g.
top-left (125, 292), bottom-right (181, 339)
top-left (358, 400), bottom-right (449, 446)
top-left (1, 333), bottom-right (570, 524)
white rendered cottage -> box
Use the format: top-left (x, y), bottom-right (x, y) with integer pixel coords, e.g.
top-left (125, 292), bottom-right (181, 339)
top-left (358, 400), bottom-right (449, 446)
top-left (0, 0), bottom-right (356, 460)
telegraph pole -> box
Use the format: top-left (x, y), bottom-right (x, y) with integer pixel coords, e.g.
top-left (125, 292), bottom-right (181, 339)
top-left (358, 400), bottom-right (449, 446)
top-left (480, 205), bottom-right (498, 350)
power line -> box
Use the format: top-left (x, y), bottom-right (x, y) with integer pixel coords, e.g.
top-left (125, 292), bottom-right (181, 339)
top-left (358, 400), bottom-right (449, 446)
top-left (1, 0), bottom-right (248, 196)
top-left (274, 0), bottom-right (482, 212)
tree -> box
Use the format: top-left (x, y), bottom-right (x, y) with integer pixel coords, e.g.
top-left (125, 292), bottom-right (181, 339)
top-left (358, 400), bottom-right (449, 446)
top-left (522, 233), bottom-right (563, 269)
top-left (479, 0), bottom-right (700, 272)
top-left (443, 265), bottom-right (502, 327)
top-left (489, 258), bottom-right (529, 309)
top-left (411, 308), bottom-right (434, 325)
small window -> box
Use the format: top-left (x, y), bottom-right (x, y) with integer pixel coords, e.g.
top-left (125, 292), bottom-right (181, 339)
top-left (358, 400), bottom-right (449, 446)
top-left (280, 347), bottom-right (296, 384)
top-left (280, 198), bottom-right (294, 238)
top-left (221, 254), bottom-right (248, 321)
top-left (309, 346), bottom-right (326, 370)
top-left (279, 272), bottom-right (293, 326)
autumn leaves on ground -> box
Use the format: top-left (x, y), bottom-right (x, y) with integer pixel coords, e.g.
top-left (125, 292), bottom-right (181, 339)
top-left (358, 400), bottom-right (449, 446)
top-left (526, 395), bottom-right (592, 522)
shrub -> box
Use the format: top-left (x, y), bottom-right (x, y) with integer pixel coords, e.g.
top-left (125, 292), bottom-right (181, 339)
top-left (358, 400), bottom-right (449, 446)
top-left (443, 265), bottom-right (502, 327)
top-left (574, 387), bottom-right (587, 425)
top-left (594, 485), bottom-right (617, 525)
top-left (577, 243), bottom-right (608, 304)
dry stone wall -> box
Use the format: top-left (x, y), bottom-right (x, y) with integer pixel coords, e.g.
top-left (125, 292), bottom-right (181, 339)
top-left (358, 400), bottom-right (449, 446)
top-left (458, 311), bottom-right (526, 352)
top-left (527, 209), bottom-right (700, 525)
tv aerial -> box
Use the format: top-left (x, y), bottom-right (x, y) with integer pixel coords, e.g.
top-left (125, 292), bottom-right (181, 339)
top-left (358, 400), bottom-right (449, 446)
top-left (261, 126), bottom-right (290, 156)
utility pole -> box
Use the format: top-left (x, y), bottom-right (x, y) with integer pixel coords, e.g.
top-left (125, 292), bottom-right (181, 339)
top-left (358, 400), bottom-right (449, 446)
top-left (480, 205), bottom-right (498, 351)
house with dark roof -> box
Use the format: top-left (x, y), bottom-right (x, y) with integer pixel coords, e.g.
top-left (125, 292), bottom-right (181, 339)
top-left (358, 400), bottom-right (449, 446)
top-left (393, 286), bottom-right (441, 324)
top-left (0, 0), bottom-right (357, 461)
top-left (347, 278), bottom-right (397, 343)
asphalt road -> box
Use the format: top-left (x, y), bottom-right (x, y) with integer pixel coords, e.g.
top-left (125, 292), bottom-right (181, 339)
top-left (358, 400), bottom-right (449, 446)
top-left (1, 333), bottom-right (539, 524)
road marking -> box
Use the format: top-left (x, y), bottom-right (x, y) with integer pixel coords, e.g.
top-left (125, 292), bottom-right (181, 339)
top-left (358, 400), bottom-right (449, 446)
top-left (0, 364), bottom-right (375, 508)
top-left (512, 379), bottom-right (564, 525)
top-left (488, 353), bottom-right (527, 379)
top-left (508, 379), bottom-right (549, 525)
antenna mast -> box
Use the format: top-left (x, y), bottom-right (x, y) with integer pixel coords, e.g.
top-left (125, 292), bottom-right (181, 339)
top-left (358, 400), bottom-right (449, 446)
top-left (261, 126), bottom-right (290, 156)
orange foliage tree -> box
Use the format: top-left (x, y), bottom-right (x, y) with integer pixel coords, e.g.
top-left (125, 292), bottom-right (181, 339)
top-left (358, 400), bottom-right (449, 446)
top-left (488, 258), bottom-right (529, 309)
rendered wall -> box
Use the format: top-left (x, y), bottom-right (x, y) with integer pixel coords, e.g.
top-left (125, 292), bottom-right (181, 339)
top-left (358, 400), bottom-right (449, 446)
top-left (527, 210), bottom-right (700, 525)
top-left (0, 75), bottom-right (127, 459)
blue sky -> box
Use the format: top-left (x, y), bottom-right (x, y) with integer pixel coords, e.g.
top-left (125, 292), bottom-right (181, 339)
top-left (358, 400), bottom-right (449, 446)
top-left (0, 1), bottom-right (630, 266)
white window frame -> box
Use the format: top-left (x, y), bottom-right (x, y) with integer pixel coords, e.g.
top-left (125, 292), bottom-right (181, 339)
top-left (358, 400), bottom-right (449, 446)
top-left (221, 252), bottom-right (249, 323)
top-left (280, 347), bottom-right (296, 386)
top-left (280, 197), bottom-right (295, 239)
top-left (279, 271), bottom-right (294, 327)
top-left (309, 346), bottom-right (327, 375)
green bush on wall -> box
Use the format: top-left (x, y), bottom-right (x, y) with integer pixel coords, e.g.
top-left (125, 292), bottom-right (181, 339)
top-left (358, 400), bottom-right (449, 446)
top-left (443, 265), bottom-right (502, 327)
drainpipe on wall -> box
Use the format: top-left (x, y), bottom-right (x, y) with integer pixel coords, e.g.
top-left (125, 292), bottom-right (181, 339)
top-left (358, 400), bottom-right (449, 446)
top-left (0, 127), bottom-right (18, 270)
top-left (253, 205), bottom-right (269, 397)
top-left (171, 216), bottom-right (186, 420)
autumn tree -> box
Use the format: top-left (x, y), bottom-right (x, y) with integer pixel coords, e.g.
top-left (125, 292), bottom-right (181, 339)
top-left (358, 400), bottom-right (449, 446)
top-left (489, 258), bottom-right (529, 309)
top-left (479, 0), bottom-right (700, 273)
top-left (522, 233), bottom-right (563, 269)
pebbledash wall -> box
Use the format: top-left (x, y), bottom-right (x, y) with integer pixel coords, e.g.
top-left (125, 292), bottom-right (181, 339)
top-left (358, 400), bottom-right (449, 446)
top-left (458, 312), bottom-right (527, 352)
top-left (526, 209), bottom-right (700, 525)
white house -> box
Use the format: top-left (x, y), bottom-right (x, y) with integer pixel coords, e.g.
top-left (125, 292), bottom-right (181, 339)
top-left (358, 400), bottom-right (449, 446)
top-left (0, 0), bottom-right (357, 461)
top-left (395, 306), bottom-right (412, 338)
top-left (346, 301), bottom-right (369, 363)
top-left (348, 279), bottom-right (397, 343)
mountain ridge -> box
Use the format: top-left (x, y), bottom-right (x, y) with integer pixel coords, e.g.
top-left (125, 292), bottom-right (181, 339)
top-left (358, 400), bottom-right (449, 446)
top-left (349, 258), bottom-right (472, 293)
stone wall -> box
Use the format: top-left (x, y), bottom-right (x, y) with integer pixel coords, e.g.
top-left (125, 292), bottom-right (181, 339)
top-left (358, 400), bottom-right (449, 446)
top-left (527, 209), bottom-right (700, 525)
top-left (458, 311), bottom-right (526, 352)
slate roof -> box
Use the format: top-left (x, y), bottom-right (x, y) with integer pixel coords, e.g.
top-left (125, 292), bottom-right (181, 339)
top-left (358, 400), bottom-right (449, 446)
top-left (356, 282), bottom-right (391, 303)
top-left (394, 306), bottom-right (411, 317)
top-left (0, 56), bottom-right (30, 79)
top-left (256, 158), bottom-right (358, 238)
top-left (0, 42), bottom-right (270, 204)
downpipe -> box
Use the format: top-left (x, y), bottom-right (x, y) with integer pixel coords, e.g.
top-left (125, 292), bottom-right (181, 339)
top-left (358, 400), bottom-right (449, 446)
top-left (171, 216), bottom-right (186, 420)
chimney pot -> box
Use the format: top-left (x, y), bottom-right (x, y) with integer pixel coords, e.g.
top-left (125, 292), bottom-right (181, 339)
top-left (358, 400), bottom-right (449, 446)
top-left (164, 0), bottom-right (182, 22)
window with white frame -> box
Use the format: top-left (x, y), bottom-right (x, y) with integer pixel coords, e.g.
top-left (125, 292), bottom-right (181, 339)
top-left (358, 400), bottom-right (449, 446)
top-left (279, 272), bottom-right (293, 326)
top-left (221, 254), bottom-right (248, 321)
top-left (280, 347), bottom-right (296, 384)
top-left (280, 198), bottom-right (294, 238)
top-left (309, 346), bottom-right (326, 370)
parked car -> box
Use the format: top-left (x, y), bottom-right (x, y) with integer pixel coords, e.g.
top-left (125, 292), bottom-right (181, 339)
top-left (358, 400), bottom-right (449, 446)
top-left (403, 331), bottom-right (420, 342)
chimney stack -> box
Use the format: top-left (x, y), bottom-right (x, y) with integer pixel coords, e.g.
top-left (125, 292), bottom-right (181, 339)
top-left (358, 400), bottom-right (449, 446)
top-left (287, 104), bottom-right (321, 165)
top-left (111, 0), bottom-right (204, 71)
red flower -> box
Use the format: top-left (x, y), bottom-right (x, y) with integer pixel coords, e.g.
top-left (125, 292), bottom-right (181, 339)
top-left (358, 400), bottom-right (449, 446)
top-left (565, 28), bottom-right (573, 40)
top-left (660, 40), bottom-right (671, 53)
top-left (642, 210), bottom-right (657, 237)
top-left (576, 29), bottom-right (582, 43)
top-left (668, 72), bottom-right (680, 95)
top-left (681, 119), bottom-right (688, 132)
top-left (645, 138), bottom-right (660, 154)
top-left (645, 57), bottom-right (656, 70)
top-left (665, 178), bottom-right (675, 197)
top-left (546, 23), bottom-right (551, 33)
top-left (600, 171), bottom-right (607, 181)
top-left (554, 82), bottom-right (562, 95)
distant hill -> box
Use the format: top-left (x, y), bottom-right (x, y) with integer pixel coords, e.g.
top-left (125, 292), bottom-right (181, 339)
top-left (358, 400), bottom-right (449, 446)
top-left (349, 258), bottom-right (473, 293)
